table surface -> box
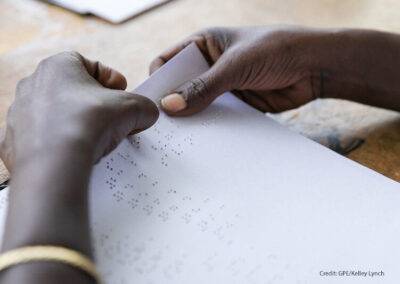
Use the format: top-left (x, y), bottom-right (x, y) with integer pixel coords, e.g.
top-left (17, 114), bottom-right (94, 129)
top-left (0, 0), bottom-right (399, 184)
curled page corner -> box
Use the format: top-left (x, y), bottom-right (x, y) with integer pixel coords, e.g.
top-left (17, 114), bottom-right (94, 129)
top-left (133, 43), bottom-right (210, 101)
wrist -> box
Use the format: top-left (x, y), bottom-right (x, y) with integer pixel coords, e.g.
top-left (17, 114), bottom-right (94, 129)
top-left (11, 138), bottom-right (95, 197)
top-left (13, 138), bottom-right (96, 176)
top-left (3, 138), bottom-right (94, 254)
top-left (306, 28), bottom-right (400, 109)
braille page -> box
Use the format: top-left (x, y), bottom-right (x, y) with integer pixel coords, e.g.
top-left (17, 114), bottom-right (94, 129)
top-left (88, 44), bottom-right (400, 283)
top-left (0, 44), bottom-right (399, 284)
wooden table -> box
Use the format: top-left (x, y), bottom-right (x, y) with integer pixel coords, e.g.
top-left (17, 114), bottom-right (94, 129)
top-left (0, 0), bottom-right (399, 183)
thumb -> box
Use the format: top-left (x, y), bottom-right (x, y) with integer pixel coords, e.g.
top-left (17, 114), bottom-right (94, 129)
top-left (72, 52), bottom-right (128, 90)
top-left (160, 63), bottom-right (230, 116)
top-left (126, 93), bottom-right (160, 135)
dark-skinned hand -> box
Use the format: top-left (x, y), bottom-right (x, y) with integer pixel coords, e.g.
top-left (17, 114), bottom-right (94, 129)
top-left (1, 51), bottom-right (159, 172)
top-left (150, 26), bottom-right (400, 115)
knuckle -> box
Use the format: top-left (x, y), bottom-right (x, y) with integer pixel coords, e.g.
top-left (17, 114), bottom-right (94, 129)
top-left (64, 50), bottom-right (81, 58)
top-left (38, 51), bottom-right (80, 69)
top-left (7, 102), bottom-right (15, 115)
top-left (16, 77), bottom-right (29, 91)
top-left (38, 55), bottom-right (58, 68)
top-left (33, 51), bottom-right (83, 79)
top-left (60, 51), bottom-right (83, 64)
top-left (186, 78), bottom-right (209, 101)
top-left (36, 56), bottom-right (57, 73)
top-left (5, 103), bottom-right (15, 125)
top-left (55, 51), bottom-right (80, 60)
top-left (37, 57), bottom-right (51, 69)
top-left (15, 77), bottom-right (31, 98)
top-left (201, 26), bottom-right (223, 37)
top-left (200, 27), bottom-right (231, 51)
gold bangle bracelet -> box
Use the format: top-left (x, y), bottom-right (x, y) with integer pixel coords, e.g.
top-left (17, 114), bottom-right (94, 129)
top-left (0, 246), bottom-right (103, 283)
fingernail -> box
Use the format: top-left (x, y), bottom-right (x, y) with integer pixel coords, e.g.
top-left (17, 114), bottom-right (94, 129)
top-left (161, 93), bottom-right (187, 112)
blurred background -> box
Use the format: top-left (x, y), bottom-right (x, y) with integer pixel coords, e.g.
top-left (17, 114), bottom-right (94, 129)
top-left (0, 0), bottom-right (399, 182)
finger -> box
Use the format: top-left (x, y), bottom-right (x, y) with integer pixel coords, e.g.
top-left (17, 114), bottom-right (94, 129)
top-left (121, 93), bottom-right (159, 135)
top-left (149, 30), bottom-right (224, 75)
top-left (149, 36), bottom-right (202, 75)
top-left (160, 61), bottom-right (230, 116)
top-left (94, 93), bottom-right (159, 161)
top-left (73, 52), bottom-right (128, 90)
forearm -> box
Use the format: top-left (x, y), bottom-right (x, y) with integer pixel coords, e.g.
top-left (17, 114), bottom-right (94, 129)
top-left (0, 141), bottom-right (95, 284)
top-left (308, 28), bottom-right (400, 111)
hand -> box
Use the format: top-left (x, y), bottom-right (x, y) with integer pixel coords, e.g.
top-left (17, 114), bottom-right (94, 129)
top-left (0, 51), bottom-right (159, 172)
top-left (0, 52), bottom-right (160, 283)
top-left (150, 26), bottom-right (320, 115)
top-left (150, 26), bottom-right (400, 115)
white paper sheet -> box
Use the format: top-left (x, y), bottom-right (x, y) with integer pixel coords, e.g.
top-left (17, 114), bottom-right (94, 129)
top-left (0, 43), bottom-right (399, 283)
top-left (44, 0), bottom-right (170, 23)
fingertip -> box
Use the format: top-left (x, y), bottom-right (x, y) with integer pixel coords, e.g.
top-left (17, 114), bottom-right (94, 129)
top-left (128, 94), bottom-right (159, 135)
top-left (160, 93), bottom-right (187, 113)
top-left (149, 58), bottom-right (164, 75)
top-left (104, 68), bottom-right (127, 90)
